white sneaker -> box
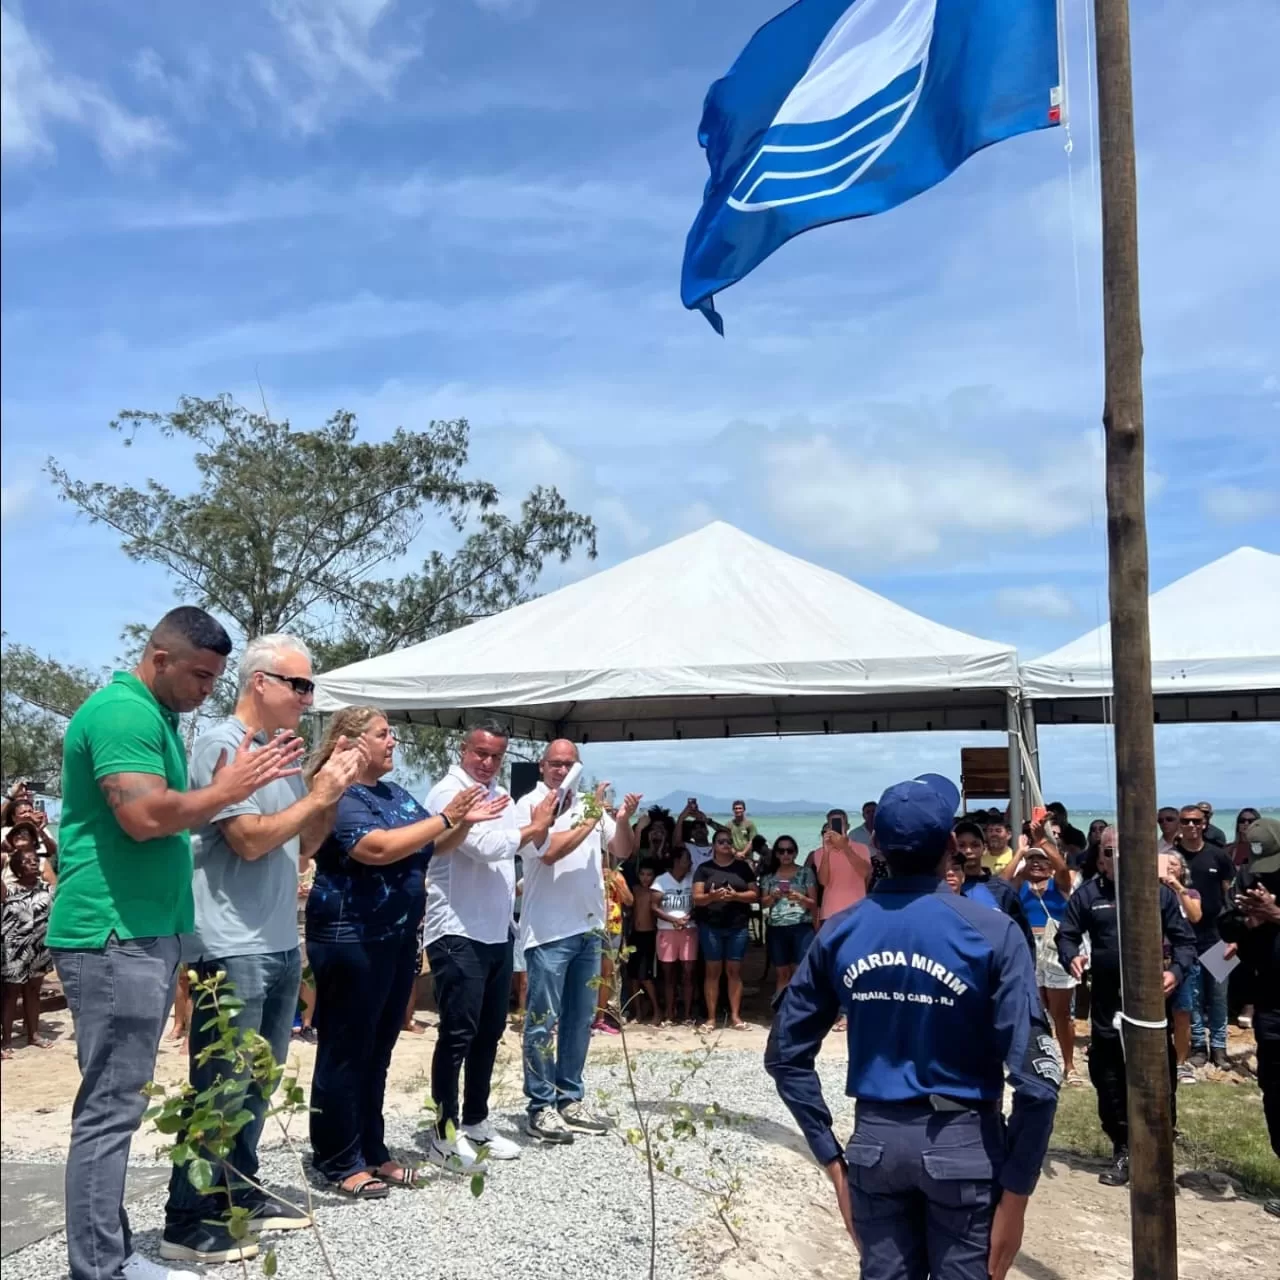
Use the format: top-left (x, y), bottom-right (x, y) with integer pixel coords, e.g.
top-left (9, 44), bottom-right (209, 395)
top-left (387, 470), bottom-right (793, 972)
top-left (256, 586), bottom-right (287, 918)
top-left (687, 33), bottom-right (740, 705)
top-left (428, 1131), bottom-right (486, 1172)
top-left (461, 1119), bottom-right (522, 1161)
top-left (123, 1253), bottom-right (202, 1280)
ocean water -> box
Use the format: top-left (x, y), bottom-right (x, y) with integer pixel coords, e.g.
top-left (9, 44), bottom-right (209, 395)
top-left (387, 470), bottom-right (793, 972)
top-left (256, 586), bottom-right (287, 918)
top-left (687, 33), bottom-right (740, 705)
top-left (724, 807), bottom-right (1280, 859)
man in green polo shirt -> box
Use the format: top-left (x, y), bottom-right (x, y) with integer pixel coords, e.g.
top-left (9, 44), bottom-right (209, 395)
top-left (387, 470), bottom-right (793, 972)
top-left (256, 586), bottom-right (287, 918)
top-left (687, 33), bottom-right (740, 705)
top-left (50, 607), bottom-right (303, 1280)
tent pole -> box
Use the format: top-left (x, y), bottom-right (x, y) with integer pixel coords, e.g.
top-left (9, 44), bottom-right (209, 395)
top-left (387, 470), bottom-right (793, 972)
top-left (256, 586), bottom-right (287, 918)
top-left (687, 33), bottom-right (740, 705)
top-left (1093, 2), bottom-right (1176, 1275)
top-left (1005, 692), bottom-right (1023, 836)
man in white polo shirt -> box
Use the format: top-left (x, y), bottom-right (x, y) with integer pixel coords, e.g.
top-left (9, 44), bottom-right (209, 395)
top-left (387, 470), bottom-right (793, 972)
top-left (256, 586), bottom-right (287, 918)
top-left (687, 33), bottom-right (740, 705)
top-left (513, 740), bottom-right (640, 1145)
top-left (424, 721), bottom-right (556, 1170)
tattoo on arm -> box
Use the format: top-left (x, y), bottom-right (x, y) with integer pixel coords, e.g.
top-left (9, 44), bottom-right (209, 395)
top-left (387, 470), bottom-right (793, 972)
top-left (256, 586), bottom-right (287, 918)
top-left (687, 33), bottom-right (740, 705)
top-left (99, 774), bottom-right (166, 812)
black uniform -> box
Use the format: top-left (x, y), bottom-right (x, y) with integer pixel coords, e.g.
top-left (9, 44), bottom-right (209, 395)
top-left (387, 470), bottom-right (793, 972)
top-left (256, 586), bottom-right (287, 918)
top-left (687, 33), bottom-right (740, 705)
top-left (1056, 876), bottom-right (1197, 1151)
top-left (1219, 864), bottom-right (1280, 1157)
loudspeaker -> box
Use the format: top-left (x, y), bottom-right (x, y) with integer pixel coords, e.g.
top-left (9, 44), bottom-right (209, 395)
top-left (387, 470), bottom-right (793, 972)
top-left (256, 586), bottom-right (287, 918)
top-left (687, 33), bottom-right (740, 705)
top-left (509, 761), bottom-right (540, 802)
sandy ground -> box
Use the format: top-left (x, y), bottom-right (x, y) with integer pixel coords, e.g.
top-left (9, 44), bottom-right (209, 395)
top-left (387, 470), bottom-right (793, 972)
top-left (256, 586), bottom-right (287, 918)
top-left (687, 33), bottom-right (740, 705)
top-left (3, 1009), bottom-right (1277, 1279)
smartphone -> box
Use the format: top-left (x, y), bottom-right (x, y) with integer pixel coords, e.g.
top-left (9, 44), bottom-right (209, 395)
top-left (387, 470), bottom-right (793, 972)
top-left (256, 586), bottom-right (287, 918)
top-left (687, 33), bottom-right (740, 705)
top-left (777, 878), bottom-right (792, 895)
top-left (1031, 806), bottom-right (1048, 825)
top-left (557, 762), bottom-right (583, 816)
top-left (829, 815), bottom-right (846, 836)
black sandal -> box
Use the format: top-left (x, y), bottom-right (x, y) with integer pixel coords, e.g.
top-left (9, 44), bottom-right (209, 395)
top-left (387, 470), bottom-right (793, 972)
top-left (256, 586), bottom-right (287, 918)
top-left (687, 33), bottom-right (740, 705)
top-left (334, 1173), bottom-right (389, 1200)
top-left (370, 1164), bottom-right (421, 1188)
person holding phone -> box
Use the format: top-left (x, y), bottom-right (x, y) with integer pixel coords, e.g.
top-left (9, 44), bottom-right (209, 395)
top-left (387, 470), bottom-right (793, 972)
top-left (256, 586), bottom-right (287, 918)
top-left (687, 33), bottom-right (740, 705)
top-left (672, 800), bottom-right (714, 874)
top-left (812, 809), bottom-right (872, 922)
top-left (1219, 817), bottom-right (1280, 1218)
top-left (759, 837), bottom-right (817, 996)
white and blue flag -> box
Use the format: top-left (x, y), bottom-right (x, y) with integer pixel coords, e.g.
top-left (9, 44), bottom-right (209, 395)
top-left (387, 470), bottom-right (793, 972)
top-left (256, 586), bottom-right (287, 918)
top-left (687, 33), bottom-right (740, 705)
top-left (681, 0), bottom-right (1064, 332)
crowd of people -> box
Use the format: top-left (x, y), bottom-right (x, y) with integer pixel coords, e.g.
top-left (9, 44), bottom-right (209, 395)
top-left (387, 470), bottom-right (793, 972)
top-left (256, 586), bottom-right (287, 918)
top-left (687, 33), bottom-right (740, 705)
top-left (1, 605), bottom-right (1276, 1280)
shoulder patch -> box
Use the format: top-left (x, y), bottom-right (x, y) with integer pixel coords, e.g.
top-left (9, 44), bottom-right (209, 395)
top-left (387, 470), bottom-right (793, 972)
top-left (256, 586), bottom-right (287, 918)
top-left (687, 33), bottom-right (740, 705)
top-left (1033, 1033), bottom-right (1064, 1085)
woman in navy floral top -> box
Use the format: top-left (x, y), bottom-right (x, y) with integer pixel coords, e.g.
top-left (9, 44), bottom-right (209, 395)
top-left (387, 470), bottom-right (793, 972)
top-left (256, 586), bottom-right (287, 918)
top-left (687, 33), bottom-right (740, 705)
top-left (304, 706), bottom-right (506, 1197)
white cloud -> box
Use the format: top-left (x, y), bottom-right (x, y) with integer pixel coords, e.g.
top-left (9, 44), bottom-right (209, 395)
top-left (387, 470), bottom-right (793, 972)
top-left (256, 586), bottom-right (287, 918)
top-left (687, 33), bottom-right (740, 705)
top-left (994, 584), bottom-right (1075, 620)
top-left (1201, 484), bottom-right (1279, 524)
top-left (247, 0), bottom-right (421, 135)
top-left (1, 480), bottom-right (34, 523)
top-left (757, 430), bottom-right (1102, 563)
top-left (1, 169), bottom-right (687, 244)
top-left (0, 6), bottom-right (171, 163)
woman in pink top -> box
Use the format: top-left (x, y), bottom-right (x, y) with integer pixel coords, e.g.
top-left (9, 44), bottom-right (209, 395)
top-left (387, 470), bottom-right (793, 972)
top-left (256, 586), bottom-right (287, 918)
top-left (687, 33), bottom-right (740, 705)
top-left (812, 808), bottom-right (872, 922)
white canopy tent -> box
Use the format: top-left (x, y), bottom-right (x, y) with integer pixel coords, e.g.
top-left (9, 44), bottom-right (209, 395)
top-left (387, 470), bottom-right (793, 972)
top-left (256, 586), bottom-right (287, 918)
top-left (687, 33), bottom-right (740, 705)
top-left (1021, 545), bottom-right (1280, 725)
top-left (315, 521), bottom-right (1022, 744)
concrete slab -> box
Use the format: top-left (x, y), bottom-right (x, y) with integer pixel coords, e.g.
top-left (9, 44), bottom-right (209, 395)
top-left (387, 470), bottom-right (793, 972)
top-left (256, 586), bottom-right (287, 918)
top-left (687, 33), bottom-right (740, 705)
top-left (1, 1162), bottom-right (170, 1256)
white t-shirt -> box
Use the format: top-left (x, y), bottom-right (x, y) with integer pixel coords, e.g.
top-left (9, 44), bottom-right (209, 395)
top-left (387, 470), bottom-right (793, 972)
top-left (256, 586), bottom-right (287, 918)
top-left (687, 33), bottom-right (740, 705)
top-left (687, 844), bottom-right (713, 874)
top-left (423, 765), bottom-right (519, 947)
top-left (513, 782), bottom-right (618, 950)
top-left (652, 870), bottom-right (693, 930)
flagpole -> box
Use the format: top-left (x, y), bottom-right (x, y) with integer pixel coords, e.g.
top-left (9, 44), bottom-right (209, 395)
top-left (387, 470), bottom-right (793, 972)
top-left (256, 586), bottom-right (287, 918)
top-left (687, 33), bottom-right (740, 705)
top-left (1091, 3), bottom-right (1177, 1278)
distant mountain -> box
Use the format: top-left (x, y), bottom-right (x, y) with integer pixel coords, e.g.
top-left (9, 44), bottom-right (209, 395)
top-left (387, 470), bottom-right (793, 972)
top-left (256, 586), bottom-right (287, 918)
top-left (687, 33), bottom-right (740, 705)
top-left (652, 791), bottom-right (833, 817)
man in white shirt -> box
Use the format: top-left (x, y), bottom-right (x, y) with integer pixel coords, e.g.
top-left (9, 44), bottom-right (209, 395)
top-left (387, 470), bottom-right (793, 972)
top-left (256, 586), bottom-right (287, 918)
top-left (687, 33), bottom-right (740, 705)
top-left (424, 721), bottom-right (556, 1169)
top-left (850, 800), bottom-right (878, 848)
top-left (512, 740), bottom-right (640, 1145)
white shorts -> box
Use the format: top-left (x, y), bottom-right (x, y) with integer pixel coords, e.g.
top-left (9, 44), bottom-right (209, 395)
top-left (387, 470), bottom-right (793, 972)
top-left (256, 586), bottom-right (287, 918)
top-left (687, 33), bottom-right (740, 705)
top-left (1036, 948), bottom-right (1076, 990)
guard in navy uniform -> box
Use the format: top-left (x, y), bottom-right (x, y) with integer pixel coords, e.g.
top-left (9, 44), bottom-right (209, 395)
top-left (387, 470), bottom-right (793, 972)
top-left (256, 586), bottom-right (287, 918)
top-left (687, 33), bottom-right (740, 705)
top-left (766, 774), bottom-right (1060, 1280)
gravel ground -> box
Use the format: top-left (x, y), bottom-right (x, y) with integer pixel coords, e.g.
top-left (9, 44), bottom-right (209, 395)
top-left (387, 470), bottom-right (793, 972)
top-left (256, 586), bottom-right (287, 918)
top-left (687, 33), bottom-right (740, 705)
top-left (6, 1047), bottom-right (849, 1280)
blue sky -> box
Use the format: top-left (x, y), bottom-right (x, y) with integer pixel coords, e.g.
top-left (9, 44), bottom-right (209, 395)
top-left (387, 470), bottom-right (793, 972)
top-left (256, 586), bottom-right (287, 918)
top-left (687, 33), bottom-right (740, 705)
top-left (2, 0), bottom-right (1277, 808)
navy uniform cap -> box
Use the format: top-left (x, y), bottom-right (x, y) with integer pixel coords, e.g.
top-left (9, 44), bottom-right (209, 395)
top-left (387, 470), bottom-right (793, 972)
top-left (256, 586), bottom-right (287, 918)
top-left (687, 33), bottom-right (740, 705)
top-left (873, 773), bottom-right (961, 854)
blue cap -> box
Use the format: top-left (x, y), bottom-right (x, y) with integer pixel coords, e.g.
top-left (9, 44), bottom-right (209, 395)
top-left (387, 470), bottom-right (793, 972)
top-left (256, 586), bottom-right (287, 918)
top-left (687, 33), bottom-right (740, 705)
top-left (873, 774), bottom-right (961, 855)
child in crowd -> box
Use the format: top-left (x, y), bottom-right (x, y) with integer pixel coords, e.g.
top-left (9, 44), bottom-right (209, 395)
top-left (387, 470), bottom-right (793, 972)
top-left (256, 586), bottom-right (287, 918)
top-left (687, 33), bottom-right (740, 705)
top-left (652, 847), bottom-right (697, 1025)
top-left (594, 866), bottom-right (633, 1034)
top-left (626, 860), bottom-right (660, 1023)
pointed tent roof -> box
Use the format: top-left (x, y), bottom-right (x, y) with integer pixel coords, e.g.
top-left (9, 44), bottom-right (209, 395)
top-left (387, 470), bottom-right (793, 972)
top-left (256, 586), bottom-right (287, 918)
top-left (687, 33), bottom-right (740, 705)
top-left (1021, 546), bottom-right (1280, 720)
top-left (314, 521), bottom-right (1019, 741)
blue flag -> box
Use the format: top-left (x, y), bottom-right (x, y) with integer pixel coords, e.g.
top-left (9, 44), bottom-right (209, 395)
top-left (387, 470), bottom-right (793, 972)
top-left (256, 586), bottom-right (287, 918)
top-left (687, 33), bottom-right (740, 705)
top-left (681, 0), bottom-right (1064, 332)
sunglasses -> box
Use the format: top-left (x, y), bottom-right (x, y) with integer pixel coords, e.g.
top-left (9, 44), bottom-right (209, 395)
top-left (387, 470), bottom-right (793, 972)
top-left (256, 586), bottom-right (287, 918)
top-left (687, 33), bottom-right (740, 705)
top-left (776, 846), bottom-right (798, 855)
top-left (1179, 817), bottom-right (1204, 827)
top-left (262, 671), bottom-right (316, 696)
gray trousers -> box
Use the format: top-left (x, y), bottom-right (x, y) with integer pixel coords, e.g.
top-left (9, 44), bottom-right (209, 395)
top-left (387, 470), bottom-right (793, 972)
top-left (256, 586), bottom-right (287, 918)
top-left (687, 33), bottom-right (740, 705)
top-left (54, 935), bottom-right (181, 1280)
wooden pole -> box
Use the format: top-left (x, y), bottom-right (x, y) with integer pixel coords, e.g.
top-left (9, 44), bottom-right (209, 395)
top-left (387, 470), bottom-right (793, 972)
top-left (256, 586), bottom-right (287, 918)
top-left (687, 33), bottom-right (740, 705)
top-left (1092, 3), bottom-right (1177, 1278)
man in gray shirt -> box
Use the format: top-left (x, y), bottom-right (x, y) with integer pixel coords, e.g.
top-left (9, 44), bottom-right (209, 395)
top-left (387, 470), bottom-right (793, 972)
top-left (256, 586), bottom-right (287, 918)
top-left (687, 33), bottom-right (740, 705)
top-left (160, 635), bottom-right (365, 1267)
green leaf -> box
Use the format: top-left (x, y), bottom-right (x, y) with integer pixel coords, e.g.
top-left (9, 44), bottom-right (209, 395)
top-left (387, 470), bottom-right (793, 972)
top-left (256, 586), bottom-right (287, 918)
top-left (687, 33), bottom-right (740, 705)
top-left (187, 1158), bottom-right (214, 1193)
top-left (263, 1248), bottom-right (278, 1277)
top-left (444, 1119), bottom-right (457, 1142)
top-left (470, 1174), bottom-right (485, 1198)
top-left (170, 1143), bottom-right (194, 1166)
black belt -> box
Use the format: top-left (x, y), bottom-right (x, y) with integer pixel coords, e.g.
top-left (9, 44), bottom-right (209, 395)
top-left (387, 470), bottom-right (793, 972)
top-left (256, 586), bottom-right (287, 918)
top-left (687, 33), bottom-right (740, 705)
top-left (860, 1096), bottom-right (999, 1116)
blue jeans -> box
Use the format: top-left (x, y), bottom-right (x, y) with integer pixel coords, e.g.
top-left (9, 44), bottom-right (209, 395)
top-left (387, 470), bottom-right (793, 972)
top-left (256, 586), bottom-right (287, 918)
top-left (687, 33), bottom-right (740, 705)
top-left (698, 924), bottom-right (750, 963)
top-left (1187, 959), bottom-right (1228, 1052)
top-left (54, 934), bottom-right (182, 1280)
top-left (523, 930), bottom-right (601, 1115)
top-left (165, 948), bottom-right (302, 1228)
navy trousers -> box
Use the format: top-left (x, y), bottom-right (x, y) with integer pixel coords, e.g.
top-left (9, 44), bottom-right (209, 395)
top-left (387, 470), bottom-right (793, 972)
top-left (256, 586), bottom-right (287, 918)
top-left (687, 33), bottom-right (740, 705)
top-left (844, 1101), bottom-right (1004, 1280)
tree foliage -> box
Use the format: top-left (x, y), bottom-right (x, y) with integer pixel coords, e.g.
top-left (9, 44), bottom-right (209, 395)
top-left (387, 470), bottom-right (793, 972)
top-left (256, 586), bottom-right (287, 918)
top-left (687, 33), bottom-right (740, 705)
top-left (1, 637), bottom-right (104, 789)
top-left (46, 395), bottom-right (597, 773)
